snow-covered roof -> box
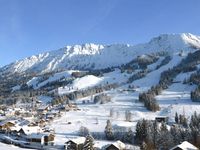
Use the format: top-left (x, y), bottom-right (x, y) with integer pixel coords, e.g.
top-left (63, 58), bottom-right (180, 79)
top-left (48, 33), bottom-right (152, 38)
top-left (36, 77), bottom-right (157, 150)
top-left (170, 141), bottom-right (198, 150)
top-left (18, 119), bottom-right (30, 126)
top-left (110, 140), bottom-right (126, 149)
top-left (0, 120), bottom-right (16, 126)
top-left (66, 137), bottom-right (86, 145)
top-left (21, 126), bottom-right (41, 135)
top-left (37, 105), bottom-right (49, 110)
top-left (27, 133), bottom-right (46, 139)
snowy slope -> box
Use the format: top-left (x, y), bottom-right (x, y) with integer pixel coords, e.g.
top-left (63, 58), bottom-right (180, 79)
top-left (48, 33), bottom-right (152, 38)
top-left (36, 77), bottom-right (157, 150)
top-left (132, 54), bottom-right (183, 91)
top-left (1, 33), bottom-right (200, 75)
top-left (58, 69), bottom-right (130, 95)
top-left (156, 71), bottom-right (199, 122)
top-left (58, 75), bottom-right (103, 95)
top-left (25, 70), bottom-right (75, 89)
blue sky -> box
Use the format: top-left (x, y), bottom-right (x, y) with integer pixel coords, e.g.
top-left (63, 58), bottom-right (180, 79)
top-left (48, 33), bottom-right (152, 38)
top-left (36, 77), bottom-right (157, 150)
top-left (0, 0), bottom-right (200, 66)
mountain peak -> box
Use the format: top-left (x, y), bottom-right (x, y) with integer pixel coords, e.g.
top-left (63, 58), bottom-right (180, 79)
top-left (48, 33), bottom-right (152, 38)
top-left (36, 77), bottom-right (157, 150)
top-left (144, 33), bottom-right (200, 52)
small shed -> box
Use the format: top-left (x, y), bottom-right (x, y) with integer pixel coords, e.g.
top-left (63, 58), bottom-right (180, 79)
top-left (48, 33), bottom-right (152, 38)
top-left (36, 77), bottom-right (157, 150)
top-left (170, 141), bottom-right (198, 150)
top-left (106, 140), bottom-right (126, 150)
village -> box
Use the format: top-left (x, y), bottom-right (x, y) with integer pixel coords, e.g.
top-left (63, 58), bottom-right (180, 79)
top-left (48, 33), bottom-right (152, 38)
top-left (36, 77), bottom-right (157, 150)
top-left (0, 92), bottom-right (137, 150)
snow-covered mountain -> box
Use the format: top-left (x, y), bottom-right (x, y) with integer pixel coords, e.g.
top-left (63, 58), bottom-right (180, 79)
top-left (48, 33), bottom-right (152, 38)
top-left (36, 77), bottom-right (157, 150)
top-left (1, 33), bottom-right (200, 75)
top-left (1, 33), bottom-right (200, 150)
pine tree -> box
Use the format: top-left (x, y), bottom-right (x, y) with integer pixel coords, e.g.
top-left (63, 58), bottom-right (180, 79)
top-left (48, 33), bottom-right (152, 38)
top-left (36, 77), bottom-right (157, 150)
top-left (135, 119), bottom-right (148, 143)
top-left (170, 126), bottom-right (181, 145)
top-left (157, 122), bottom-right (173, 150)
top-left (175, 112), bottom-right (179, 124)
top-left (79, 126), bottom-right (90, 137)
top-left (152, 120), bottom-right (158, 148)
top-left (83, 134), bottom-right (95, 150)
top-left (124, 128), bottom-right (134, 144)
top-left (183, 117), bottom-right (188, 127)
top-left (105, 120), bottom-right (114, 140)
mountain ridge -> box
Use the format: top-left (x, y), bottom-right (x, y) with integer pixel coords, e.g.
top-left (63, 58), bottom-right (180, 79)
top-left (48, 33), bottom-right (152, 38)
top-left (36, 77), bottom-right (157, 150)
top-left (1, 33), bottom-right (200, 75)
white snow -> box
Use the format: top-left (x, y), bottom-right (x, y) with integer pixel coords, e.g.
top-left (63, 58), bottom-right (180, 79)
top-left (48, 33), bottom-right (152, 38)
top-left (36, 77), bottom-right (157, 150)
top-left (58, 75), bottom-right (103, 95)
top-left (27, 77), bottom-right (39, 88)
top-left (73, 75), bottom-right (102, 89)
top-left (58, 69), bottom-right (131, 95)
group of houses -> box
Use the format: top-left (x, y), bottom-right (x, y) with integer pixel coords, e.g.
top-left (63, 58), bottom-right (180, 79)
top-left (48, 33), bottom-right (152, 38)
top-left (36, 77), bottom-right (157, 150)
top-left (0, 119), bottom-right (55, 148)
top-left (0, 102), bottom-right (67, 149)
top-left (0, 118), bottom-right (129, 150)
top-left (0, 96), bottom-right (85, 149)
top-left (63, 137), bottom-right (198, 150)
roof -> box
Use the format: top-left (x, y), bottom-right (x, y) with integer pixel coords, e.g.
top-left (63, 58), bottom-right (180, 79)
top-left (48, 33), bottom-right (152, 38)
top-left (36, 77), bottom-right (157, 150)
top-left (170, 141), bottom-right (198, 150)
top-left (9, 125), bottom-right (41, 134)
top-left (18, 119), bottom-right (30, 126)
top-left (110, 140), bottom-right (126, 149)
top-left (66, 137), bottom-right (86, 145)
top-left (37, 105), bottom-right (49, 110)
top-left (0, 120), bottom-right (16, 126)
top-left (0, 118), bottom-right (31, 127)
top-left (20, 126), bottom-right (41, 135)
top-left (27, 133), bottom-right (46, 139)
